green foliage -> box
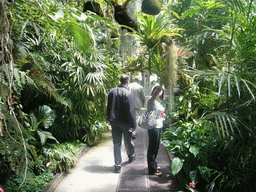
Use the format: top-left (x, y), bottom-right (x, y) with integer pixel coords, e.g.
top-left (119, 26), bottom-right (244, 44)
top-left (125, 10), bottom-right (183, 84)
top-left (41, 141), bottom-right (85, 173)
top-left (0, 104), bottom-right (34, 180)
top-left (171, 157), bottom-right (185, 176)
top-left (1, 0), bottom-right (120, 188)
top-left (3, 0), bottom-right (119, 143)
top-left (171, 0), bottom-right (229, 69)
top-left (164, 68), bottom-right (256, 191)
top-left (29, 105), bottom-right (58, 145)
top-left (163, 15), bottom-right (256, 186)
top-left (83, 121), bottom-right (109, 145)
top-left (3, 171), bottom-right (54, 192)
top-left (163, 120), bottom-right (231, 191)
top-left (133, 11), bottom-right (183, 46)
top-left (2, 0), bottom-right (255, 191)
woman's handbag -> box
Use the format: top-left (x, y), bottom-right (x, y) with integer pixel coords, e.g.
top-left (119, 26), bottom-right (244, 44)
top-left (138, 109), bottom-right (162, 129)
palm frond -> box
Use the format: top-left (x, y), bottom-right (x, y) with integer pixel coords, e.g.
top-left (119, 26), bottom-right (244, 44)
top-left (202, 111), bottom-right (240, 138)
top-left (187, 67), bottom-right (256, 101)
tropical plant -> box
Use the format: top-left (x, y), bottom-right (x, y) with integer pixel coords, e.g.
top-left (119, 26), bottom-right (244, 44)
top-left (0, 103), bottom-right (34, 185)
top-left (128, 11), bottom-right (183, 74)
top-left (125, 10), bottom-right (184, 121)
top-left (29, 105), bottom-right (58, 145)
top-left (83, 121), bottom-right (109, 145)
top-left (41, 141), bottom-right (84, 173)
top-left (3, 171), bottom-right (54, 192)
top-left (163, 59), bottom-right (256, 190)
top-left (162, 1), bottom-right (256, 190)
top-left (2, 0), bottom-right (255, 191)
top-left (171, 0), bottom-right (229, 69)
top-left (1, 0), bottom-right (120, 187)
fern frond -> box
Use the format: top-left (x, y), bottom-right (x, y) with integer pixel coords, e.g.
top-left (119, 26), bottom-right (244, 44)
top-left (0, 104), bottom-right (34, 178)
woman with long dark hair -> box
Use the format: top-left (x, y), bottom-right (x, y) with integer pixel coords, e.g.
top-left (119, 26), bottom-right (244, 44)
top-left (146, 83), bottom-right (165, 176)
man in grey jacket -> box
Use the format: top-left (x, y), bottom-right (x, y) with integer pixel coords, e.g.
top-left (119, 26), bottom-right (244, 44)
top-left (107, 74), bottom-right (137, 173)
top-left (128, 76), bottom-right (145, 139)
top-left (128, 76), bottom-right (145, 116)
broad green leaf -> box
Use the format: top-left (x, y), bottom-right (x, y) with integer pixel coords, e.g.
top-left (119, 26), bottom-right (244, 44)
top-left (189, 145), bottom-right (200, 157)
top-left (38, 105), bottom-right (56, 129)
top-left (171, 157), bottom-right (184, 176)
top-left (37, 130), bottom-right (58, 145)
top-left (162, 139), bottom-right (171, 148)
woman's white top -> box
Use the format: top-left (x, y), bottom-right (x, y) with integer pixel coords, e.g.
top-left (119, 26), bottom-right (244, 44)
top-left (147, 99), bottom-right (165, 129)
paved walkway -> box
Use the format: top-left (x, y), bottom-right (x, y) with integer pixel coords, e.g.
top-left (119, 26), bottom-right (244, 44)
top-left (43, 127), bottom-right (179, 192)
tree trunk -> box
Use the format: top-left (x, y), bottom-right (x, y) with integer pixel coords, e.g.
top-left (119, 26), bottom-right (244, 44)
top-left (164, 40), bottom-right (178, 124)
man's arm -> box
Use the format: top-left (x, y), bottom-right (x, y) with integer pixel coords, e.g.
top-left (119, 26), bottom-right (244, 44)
top-left (128, 93), bottom-right (137, 129)
top-left (107, 91), bottom-right (113, 121)
top-left (140, 87), bottom-right (146, 107)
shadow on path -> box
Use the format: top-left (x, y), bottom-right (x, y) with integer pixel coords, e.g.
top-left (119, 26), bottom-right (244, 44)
top-left (83, 165), bottom-right (114, 173)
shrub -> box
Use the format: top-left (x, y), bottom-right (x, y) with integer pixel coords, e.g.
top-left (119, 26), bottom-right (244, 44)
top-left (2, 171), bottom-right (53, 192)
top-left (42, 140), bottom-right (85, 173)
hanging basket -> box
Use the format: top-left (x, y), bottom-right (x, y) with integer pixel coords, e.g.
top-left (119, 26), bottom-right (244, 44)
top-left (141, 0), bottom-right (162, 15)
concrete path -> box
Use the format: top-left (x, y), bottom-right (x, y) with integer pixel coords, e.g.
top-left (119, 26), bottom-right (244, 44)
top-left (46, 131), bottom-right (120, 192)
top-left (43, 127), bottom-right (179, 192)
